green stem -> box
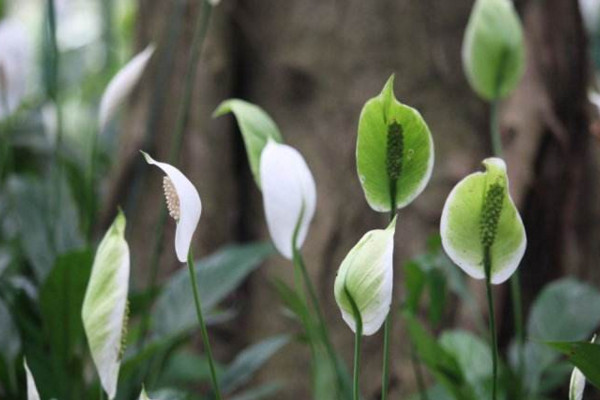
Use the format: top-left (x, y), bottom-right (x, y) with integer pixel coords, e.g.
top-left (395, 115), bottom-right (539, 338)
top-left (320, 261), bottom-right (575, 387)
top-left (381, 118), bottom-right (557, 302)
top-left (484, 247), bottom-right (498, 400)
top-left (489, 100), bottom-right (524, 396)
top-left (187, 250), bottom-right (223, 400)
top-left (293, 247), bottom-right (349, 394)
top-left (381, 195), bottom-right (397, 400)
top-left (346, 287), bottom-right (363, 400)
top-left (86, 127), bottom-right (99, 243)
top-left (137, 0), bottom-right (213, 346)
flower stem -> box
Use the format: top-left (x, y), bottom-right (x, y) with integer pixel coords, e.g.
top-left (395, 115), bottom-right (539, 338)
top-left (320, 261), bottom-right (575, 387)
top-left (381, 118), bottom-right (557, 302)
top-left (484, 247), bottom-right (498, 400)
top-left (345, 287), bottom-right (363, 400)
top-left (187, 250), bottom-right (223, 400)
top-left (137, 0), bottom-right (213, 347)
top-left (293, 247), bottom-right (351, 396)
top-left (489, 100), bottom-right (524, 395)
top-left (381, 194), bottom-right (397, 400)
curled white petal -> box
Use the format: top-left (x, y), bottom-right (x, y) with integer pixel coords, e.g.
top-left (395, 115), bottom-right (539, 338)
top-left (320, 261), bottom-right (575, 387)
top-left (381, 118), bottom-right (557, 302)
top-left (569, 366), bottom-right (586, 400)
top-left (0, 19), bottom-right (31, 119)
top-left (259, 141), bottom-right (316, 259)
top-left (142, 151), bottom-right (202, 262)
top-left (99, 45), bottom-right (155, 131)
top-left (334, 219), bottom-right (396, 336)
top-left (24, 359), bottom-right (40, 400)
top-left (82, 213), bottom-right (130, 399)
top-left (139, 387), bottom-right (153, 400)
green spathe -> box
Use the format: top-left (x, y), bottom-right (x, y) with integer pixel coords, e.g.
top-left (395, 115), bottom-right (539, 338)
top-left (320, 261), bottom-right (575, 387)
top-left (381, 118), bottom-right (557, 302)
top-left (214, 99), bottom-right (283, 187)
top-left (440, 158), bottom-right (526, 284)
top-left (357, 75), bottom-right (434, 212)
top-left (81, 212), bottom-right (130, 400)
top-left (462, 0), bottom-right (525, 100)
top-left (334, 217), bottom-right (396, 335)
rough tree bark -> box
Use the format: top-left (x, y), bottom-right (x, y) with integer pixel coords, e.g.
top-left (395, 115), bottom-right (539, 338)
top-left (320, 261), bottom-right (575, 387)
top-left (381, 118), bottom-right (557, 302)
top-left (105, 0), bottom-right (598, 398)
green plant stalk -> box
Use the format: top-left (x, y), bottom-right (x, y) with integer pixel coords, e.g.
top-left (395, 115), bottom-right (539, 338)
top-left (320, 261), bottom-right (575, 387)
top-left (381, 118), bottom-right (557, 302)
top-left (293, 247), bottom-right (351, 396)
top-left (86, 127), bottom-right (99, 243)
top-left (381, 187), bottom-right (397, 400)
top-left (490, 100), bottom-right (525, 394)
top-left (345, 287), bottom-right (363, 400)
top-left (484, 247), bottom-right (498, 400)
top-left (47, 0), bottom-right (64, 250)
top-left (138, 0), bottom-right (213, 346)
top-left (187, 250), bottom-right (223, 400)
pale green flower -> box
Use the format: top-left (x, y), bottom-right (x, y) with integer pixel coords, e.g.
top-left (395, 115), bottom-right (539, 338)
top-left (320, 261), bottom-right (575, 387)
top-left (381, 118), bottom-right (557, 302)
top-left (440, 157), bottom-right (526, 284)
top-left (81, 212), bottom-right (130, 399)
top-left (334, 218), bottom-right (396, 335)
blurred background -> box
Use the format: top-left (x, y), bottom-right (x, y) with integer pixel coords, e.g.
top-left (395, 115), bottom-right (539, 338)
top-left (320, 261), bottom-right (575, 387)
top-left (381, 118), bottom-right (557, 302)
top-left (1, 0), bottom-right (600, 399)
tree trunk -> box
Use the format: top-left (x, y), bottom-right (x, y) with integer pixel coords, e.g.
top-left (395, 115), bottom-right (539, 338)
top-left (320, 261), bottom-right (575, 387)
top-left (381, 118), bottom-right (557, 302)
top-left (106, 0), bottom-right (597, 397)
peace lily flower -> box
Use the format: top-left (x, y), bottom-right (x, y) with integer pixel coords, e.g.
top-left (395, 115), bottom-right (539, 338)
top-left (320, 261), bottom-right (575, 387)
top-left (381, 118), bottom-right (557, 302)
top-left (568, 334), bottom-right (597, 400)
top-left (334, 217), bottom-right (396, 335)
top-left (259, 140), bottom-right (316, 259)
top-left (0, 18), bottom-right (31, 120)
top-left (24, 359), bottom-right (40, 400)
top-left (462, 0), bottom-right (525, 100)
top-left (357, 75), bottom-right (434, 213)
top-left (440, 157), bottom-right (526, 284)
top-left (142, 151), bottom-right (202, 262)
top-left (82, 212), bottom-right (130, 400)
top-left (99, 45), bottom-right (155, 131)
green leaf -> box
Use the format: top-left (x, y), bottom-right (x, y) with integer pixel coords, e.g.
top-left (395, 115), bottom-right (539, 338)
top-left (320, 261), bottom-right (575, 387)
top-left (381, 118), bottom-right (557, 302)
top-left (404, 313), bottom-right (476, 400)
top-left (214, 99), bottom-right (283, 187)
top-left (440, 158), bottom-right (526, 284)
top-left (356, 75), bottom-right (434, 212)
top-left (545, 341), bottom-right (600, 391)
top-left (152, 243), bottom-right (273, 339)
top-left (40, 250), bottom-right (92, 366)
top-left (403, 260), bottom-right (426, 315)
top-left (462, 0), bottom-right (525, 100)
top-left (439, 330), bottom-right (492, 398)
top-left (6, 175), bottom-right (83, 282)
top-left (0, 297), bottom-right (20, 367)
top-left (220, 335), bottom-right (290, 394)
top-left (519, 278), bottom-right (600, 394)
top-left (528, 278), bottom-right (600, 342)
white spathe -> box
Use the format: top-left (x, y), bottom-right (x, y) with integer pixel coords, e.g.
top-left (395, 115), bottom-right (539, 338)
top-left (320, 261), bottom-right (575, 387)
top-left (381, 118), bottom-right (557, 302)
top-left (81, 213), bottom-right (130, 400)
top-left (24, 359), bottom-right (40, 400)
top-left (259, 141), bottom-right (316, 259)
top-left (139, 387), bottom-right (153, 400)
top-left (142, 152), bottom-right (202, 262)
top-left (99, 45), bottom-right (155, 131)
top-left (334, 218), bottom-right (396, 336)
top-left (0, 18), bottom-right (31, 119)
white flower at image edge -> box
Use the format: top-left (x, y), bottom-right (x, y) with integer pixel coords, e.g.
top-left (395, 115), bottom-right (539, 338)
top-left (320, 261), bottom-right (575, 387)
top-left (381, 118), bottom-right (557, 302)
top-left (568, 334), bottom-right (597, 400)
top-left (142, 151), bottom-right (202, 262)
top-left (24, 359), bottom-right (40, 400)
top-left (0, 18), bottom-right (31, 119)
top-left (259, 141), bottom-right (316, 259)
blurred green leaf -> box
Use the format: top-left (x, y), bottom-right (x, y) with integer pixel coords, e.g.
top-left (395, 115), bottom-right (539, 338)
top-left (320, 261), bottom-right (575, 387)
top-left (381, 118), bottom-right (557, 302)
top-left (404, 313), bottom-right (476, 400)
top-left (6, 175), bottom-right (83, 282)
top-left (428, 269), bottom-right (446, 327)
top-left (220, 335), bottom-right (290, 394)
top-left (213, 99), bottom-right (283, 187)
top-left (39, 249), bottom-right (92, 399)
top-left (157, 351), bottom-right (217, 387)
top-left (40, 249), bottom-right (92, 363)
top-left (0, 297), bottom-right (20, 366)
top-left (520, 278), bottom-right (600, 395)
top-left (152, 243), bottom-right (273, 339)
top-left (545, 341), bottom-right (600, 390)
top-left (439, 330), bottom-right (491, 398)
top-left (403, 261), bottom-right (426, 315)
